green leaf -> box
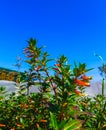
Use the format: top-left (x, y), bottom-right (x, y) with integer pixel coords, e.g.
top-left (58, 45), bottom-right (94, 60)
top-left (20, 117), bottom-right (25, 125)
top-left (85, 68), bottom-right (94, 72)
top-left (58, 120), bottom-right (66, 129)
top-left (63, 119), bottom-right (82, 130)
top-left (49, 112), bottom-right (58, 130)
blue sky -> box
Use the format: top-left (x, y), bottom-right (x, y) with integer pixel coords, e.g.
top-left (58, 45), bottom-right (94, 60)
top-left (0, 0), bottom-right (106, 80)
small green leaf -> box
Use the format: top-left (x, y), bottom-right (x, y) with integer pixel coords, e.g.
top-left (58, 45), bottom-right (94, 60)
top-left (63, 119), bottom-right (82, 130)
top-left (49, 112), bottom-right (58, 130)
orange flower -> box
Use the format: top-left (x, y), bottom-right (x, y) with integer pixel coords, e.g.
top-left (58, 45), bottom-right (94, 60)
top-left (11, 128), bottom-right (15, 130)
top-left (34, 66), bottom-right (42, 71)
top-left (0, 124), bottom-right (5, 127)
top-left (16, 123), bottom-right (23, 127)
top-left (36, 123), bottom-right (39, 128)
top-left (19, 104), bottom-right (28, 109)
top-left (62, 102), bottom-right (67, 107)
top-left (81, 75), bottom-right (92, 80)
top-left (75, 79), bottom-right (90, 87)
top-left (74, 89), bottom-right (86, 96)
top-left (54, 64), bottom-right (61, 67)
top-left (81, 102), bottom-right (88, 106)
top-left (40, 119), bottom-right (47, 123)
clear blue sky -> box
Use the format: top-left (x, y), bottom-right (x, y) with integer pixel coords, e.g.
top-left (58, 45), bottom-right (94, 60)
top-left (0, 0), bottom-right (106, 80)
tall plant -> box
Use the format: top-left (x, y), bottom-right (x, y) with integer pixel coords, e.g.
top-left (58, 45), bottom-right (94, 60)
top-left (0, 38), bottom-right (96, 130)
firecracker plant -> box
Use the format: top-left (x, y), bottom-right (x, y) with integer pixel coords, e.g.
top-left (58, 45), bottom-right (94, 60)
top-left (0, 38), bottom-right (105, 130)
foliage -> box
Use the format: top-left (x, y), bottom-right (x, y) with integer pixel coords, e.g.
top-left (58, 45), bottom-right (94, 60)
top-left (0, 38), bottom-right (105, 130)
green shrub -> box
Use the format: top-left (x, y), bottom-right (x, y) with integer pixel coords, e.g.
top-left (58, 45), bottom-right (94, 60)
top-left (0, 38), bottom-right (105, 130)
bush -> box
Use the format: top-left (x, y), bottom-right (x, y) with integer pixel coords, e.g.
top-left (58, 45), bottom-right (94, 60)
top-left (0, 38), bottom-right (105, 130)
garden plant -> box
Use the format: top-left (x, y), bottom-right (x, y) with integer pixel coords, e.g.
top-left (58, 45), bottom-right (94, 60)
top-left (0, 38), bottom-right (106, 130)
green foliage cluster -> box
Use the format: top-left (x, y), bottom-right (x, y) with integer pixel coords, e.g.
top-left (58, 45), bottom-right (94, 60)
top-left (0, 38), bottom-right (106, 130)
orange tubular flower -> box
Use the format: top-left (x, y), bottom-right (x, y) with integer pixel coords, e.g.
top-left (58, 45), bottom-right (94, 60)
top-left (54, 64), bottom-right (61, 67)
top-left (36, 123), bottom-right (40, 129)
top-left (19, 104), bottom-right (28, 109)
top-left (40, 119), bottom-right (47, 123)
top-left (16, 123), bottom-right (23, 127)
top-left (62, 102), bottom-right (67, 107)
top-left (75, 79), bottom-right (90, 87)
top-left (81, 75), bottom-right (92, 80)
top-left (74, 89), bottom-right (86, 96)
top-left (81, 102), bottom-right (88, 106)
top-left (11, 128), bottom-right (15, 130)
top-left (34, 66), bottom-right (42, 71)
top-left (0, 124), bottom-right (5, 127)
